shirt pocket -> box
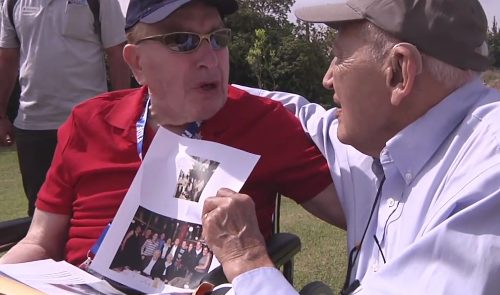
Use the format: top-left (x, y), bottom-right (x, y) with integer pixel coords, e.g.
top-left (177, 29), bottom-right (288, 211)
top-left (61, 0), bottom-right (97, 43)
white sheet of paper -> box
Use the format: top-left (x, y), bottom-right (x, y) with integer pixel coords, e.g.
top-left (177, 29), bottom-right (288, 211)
top-left (0, 259), bottom-right (125, 294)
top-left (90, 127), bottom-right (260, 294)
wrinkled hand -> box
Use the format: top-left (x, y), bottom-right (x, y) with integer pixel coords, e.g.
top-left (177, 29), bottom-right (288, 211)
top-left (0, 117), bottom-right (14, 146)
top-left (202, 188), bottom-right (274, 282)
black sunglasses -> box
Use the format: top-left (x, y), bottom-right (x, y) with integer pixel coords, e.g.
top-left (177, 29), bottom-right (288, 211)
top-left (135, 28), bottom-right (232, 53)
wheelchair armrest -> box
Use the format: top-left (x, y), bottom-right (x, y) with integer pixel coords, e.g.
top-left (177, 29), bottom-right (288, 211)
top-left (202, 232), bottom-right (301, 285)
top-left (299, 281), bottom-right (334, 295)
top-left (0, 217), bottom-right (32, 253)
top-left (266, 232), bottom-right (301, 268)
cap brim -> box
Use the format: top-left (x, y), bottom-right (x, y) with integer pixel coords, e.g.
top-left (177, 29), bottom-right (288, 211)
top-left (294, 3), bottom-right (364, 26)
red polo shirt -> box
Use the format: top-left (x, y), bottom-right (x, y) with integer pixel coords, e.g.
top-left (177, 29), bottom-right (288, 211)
top-left (37, 86), bottom-right (332, 265)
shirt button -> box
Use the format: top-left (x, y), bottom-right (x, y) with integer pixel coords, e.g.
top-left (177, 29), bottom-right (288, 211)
top-left (405, 172), bottom-right (413, 182)
top-left (372, 263), bottom-right (379, 272)
top-left (387, 198), bottom-right (395, 207)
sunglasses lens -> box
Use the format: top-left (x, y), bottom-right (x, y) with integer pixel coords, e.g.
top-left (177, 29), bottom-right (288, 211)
top-left (210, 30), bottom-right (231, 50)
top-left (156, 29), bottom-right (231, 52)
top-left (163, 33), bottom-right (200, 52)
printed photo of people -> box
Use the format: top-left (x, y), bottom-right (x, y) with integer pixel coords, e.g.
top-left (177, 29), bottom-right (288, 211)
top-left (110, 207), bottom-right (214, 290)
top-left (174, 155), bottom-right (220, 203)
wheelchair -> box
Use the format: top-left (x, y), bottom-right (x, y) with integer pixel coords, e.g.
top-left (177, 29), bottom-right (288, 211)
top-left (0, 196), bottom-right (334, 294)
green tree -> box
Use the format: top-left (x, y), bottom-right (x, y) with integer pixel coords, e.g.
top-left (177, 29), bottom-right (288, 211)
top-left (226, 8), bottom-right (282, 87)
top-left (273, 35), bottom-right (333, 107)
top-left (246, 29), bottom-right (280, 89)
top-left (226, 0), bottom-right (335, 105)
top-left (237, 0), bottom-right (295, 25)
top-left (488, 17), bottom-right (500, 68)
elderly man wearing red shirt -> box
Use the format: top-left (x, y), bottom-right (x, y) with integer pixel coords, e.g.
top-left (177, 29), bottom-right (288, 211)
top-left (0, 0), bottom-right (343, 266)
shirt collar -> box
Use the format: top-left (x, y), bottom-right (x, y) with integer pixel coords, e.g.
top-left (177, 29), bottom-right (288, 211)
top-left (103, 86), bottom-right (149, 144)
top-left (105, 86), bottom-right (148, 131)
top-left (385, 78), bottom-right (486, 184)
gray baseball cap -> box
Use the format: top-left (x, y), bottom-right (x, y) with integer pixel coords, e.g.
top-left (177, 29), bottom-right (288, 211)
top-left (295, 0), bottom-right (490, 71)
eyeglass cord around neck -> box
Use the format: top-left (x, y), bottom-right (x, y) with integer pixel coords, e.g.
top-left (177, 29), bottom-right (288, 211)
top-left (340, 175), bottom-right (386, 295)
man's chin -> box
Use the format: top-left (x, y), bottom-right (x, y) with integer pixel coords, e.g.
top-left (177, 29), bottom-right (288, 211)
top-left (197, 98), bottom-right (227, 120)
top-left (336, 128), bottom-right (352, 146)
top-left (196, 107), bottom-right (222, 122)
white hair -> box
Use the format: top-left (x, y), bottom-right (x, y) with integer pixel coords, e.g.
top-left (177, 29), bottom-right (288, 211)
top-left (360, 22), bottom-right (479, 89)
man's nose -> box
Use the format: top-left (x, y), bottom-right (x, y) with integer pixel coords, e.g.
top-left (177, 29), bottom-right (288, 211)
top-left (322, 57), bottom-right (336, 90)
top-left (196, 40), bottom-right (219, 68)
top-left (322, 71), bottom-right (334, 90)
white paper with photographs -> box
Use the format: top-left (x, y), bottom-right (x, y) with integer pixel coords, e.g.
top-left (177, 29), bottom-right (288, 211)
top-left (90, 127), bottom-right (260, 294)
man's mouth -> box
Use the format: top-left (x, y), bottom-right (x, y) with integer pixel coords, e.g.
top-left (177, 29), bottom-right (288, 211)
top-left (335, 108), bottom-right (342, 118)
top-left (198, 82), bottom-right (218, 91)
top-left (333, 95), bottom-right (341, 108)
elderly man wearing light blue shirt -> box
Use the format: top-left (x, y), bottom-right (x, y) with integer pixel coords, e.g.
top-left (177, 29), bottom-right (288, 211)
top-left (201, 0), bottom-right (500, 294)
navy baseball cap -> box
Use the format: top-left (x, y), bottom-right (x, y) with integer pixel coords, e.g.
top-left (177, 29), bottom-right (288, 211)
top-left (125, 0), bottom-right (238, 31)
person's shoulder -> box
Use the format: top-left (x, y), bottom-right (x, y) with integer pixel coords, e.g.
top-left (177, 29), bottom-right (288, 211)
top-left (469, 87), bottom-right (500, 142)
top-left (227, 85), bottom-right (288, 113)
top-left (71, 87), bottom-right (142, 118)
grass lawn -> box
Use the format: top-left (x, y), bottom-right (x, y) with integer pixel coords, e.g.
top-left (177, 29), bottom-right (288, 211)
top-left (0, 146), bottom-right (347, 292)
top-left (280, 198), bottom-right (347, 292)
top-left (0, 146), bottom-right (27, 221)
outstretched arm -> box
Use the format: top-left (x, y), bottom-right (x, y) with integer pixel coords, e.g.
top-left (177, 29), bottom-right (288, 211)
top-left (301, 183), bottom-right (346, 229)
top-left (0, 209), bottom-right (70, 264)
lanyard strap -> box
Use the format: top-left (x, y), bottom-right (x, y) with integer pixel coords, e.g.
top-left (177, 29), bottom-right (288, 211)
top-left (183, 121), bottom-right (202, 139)
top-left (136, 96), bottom-right (151, 160)
top-left (136, 96), bottom-right (202, 160)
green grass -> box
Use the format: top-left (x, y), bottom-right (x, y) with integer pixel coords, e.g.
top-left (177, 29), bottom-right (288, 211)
top-left (0, 146), bottom-right (27, 222)
top-left (280, 198), bottom-right (347, 292)
top-left (0, 147), bottom-right (347, 292)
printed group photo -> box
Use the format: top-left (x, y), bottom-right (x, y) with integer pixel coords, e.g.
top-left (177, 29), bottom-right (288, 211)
top-left (174, 155), bottom-right (220, 203)
top-left (110, 206), bottom-right (214, 289)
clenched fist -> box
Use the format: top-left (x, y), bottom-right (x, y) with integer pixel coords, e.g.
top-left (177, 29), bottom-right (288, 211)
top-left (202, 188), bottom-right (275, 282)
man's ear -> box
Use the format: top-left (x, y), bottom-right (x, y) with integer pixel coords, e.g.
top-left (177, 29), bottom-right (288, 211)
top-left (123, 44), bottom-right (146, 85)
top-left (384, 43), bottom-right (422, 106)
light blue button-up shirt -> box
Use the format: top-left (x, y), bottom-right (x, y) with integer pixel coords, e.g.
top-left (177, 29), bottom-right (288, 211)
top-left (231, 79), bottom-right (500, 295)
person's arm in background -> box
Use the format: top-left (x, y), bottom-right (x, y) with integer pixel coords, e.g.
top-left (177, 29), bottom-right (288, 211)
top-left (100, 0), bottom-right (130, 90)
top-left (105, 42), bottom-right (130, 90)
top-left (0, 209), bottom-right (70, 263)
top-left (203, 189), bottom-right (298, 295)
top-left (0, 48), bottom-right (18, 145)
top-left (301, 183), bottom-right (345, 229)
top-left (231, 84), bottom-right (338, 161)
top-left (0, 2), bottom-right (20, 146)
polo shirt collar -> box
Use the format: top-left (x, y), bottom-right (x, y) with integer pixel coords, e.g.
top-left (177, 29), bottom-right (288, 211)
top-left (104, 85), bottom-right (236, 141)
top-left (105, 86), bottom-right (148, 132)
top-left (385, 78), bottom-right (486, 184)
